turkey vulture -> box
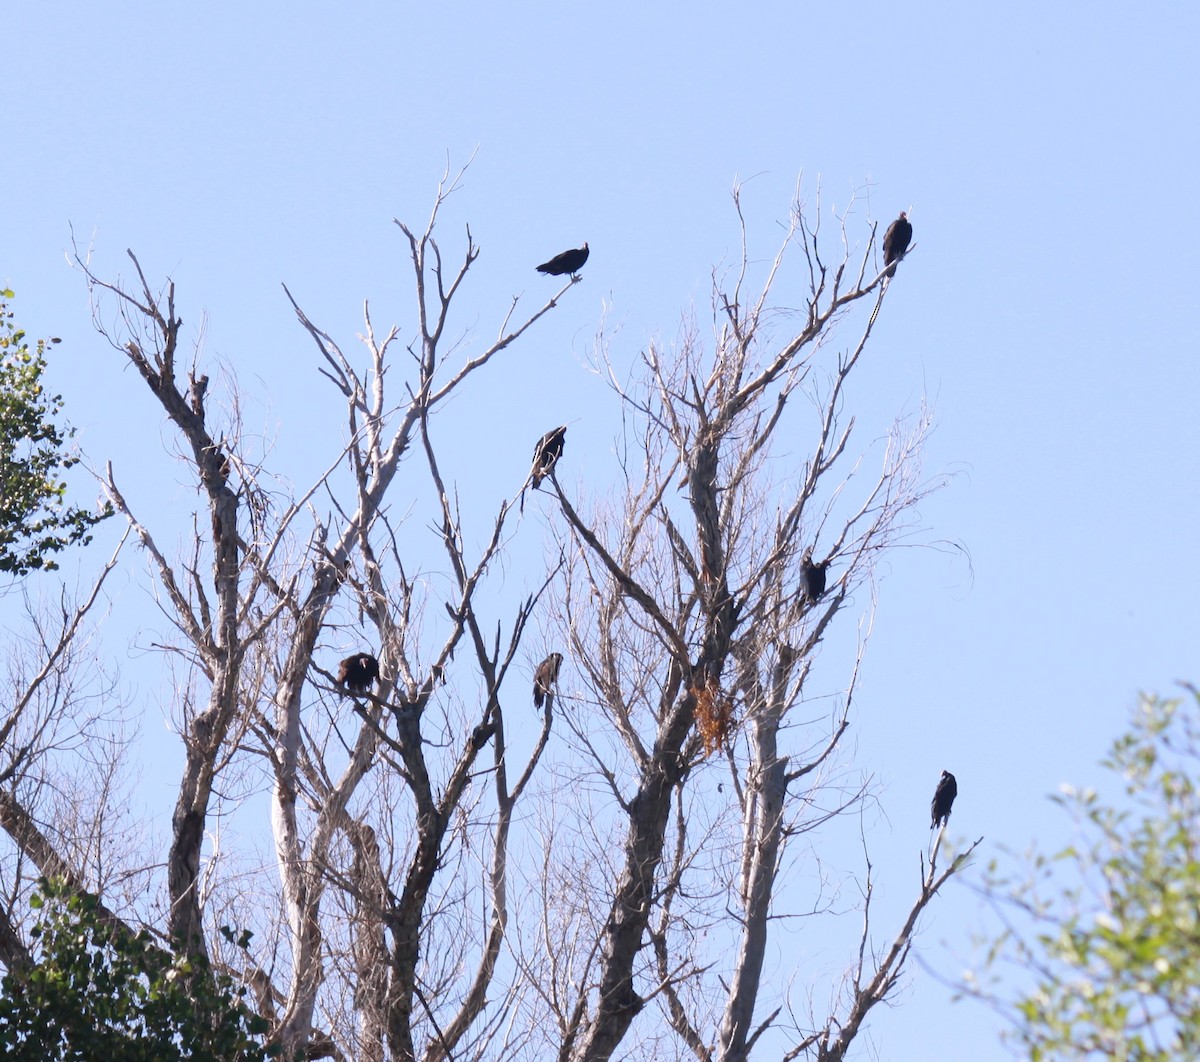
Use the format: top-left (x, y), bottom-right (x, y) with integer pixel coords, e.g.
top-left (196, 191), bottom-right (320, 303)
top-left (337, 653), bottom-right (380, 694)
top-left (471, 722), bottom-right (496, 750)
top-left (536, 243), bottom-right (589, 278)
top-left (530, 426), bottom-right (567, 490)
top-left (533, 652), bottom-right (563, 708)
top-left (930, 770), bottom-right (957, 829)
top-left (801, 551), bottom-right (829, 602)
top-left (882, 212), bottom-right (912, 278)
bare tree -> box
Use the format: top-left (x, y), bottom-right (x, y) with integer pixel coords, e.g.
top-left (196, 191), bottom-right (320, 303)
top-left (517, 183), bottom-right (980, 1061)
top-left (0, 172), bottom-right (977, 1061)
top-left (0, 536), bottom-right (134, 960)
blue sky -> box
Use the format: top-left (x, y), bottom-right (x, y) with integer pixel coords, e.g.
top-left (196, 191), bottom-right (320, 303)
top-left (6, 2), bottom-right (1200, 1057)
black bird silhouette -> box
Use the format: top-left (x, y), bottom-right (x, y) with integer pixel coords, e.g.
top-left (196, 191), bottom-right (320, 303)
top-left (883, 212), bottom-right (912, 278)
top-left (801, 551), bottom-right (829, 603)
top-left (530, 426), bottom-right (567, 490)
top-left (337, 653), bottom-right (380, 694)
top-left (533, 652), bottom-right (563, 708)
top-left (930, 770), bottom-right (958, 829)
top-left (536, 243), bottom-right (589, 278)
top-left (471, 722), bottom-right (496, 751)
top-left (521, 426), bottom-right (568, 513)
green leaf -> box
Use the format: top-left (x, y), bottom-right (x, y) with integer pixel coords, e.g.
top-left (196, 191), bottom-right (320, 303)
top-left (970, 691), bottom-right (1200, 1060)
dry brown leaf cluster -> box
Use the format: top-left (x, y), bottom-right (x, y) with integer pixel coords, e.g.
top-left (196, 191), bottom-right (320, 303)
top-left (692, 680), bottom-right (736, 757)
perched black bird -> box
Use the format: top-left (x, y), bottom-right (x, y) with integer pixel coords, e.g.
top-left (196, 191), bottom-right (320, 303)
top-left (337, 653), bottom-right (380, 694)
top-left (530, 426), bottom-right (567, 490)
top-left (536, 243), bottom-right (589, 279)
top-left (801, 551), bottom-right (829, 603)
top-left (533, 652), bottom-right (563, 708)
top-left (470, 722), bottom-right (496, 751)
top-left (882, 212), bottom-right (913, 278)
top-left (930, 770), bottom-right (958, 829)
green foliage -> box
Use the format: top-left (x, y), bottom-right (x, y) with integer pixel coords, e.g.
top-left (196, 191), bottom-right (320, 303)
top-left (0, 290), bottom-right (111, 575)
top-left (0, 879), bottom-right (277, 1061)
top-left (973, 691), bottom-right (1200, 1060)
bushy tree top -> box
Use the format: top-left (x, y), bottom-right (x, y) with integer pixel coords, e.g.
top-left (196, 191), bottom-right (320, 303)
top-left (0, 290), bottom-right (110, 576)
top-left (0, 879), bottom-right (276, 1061)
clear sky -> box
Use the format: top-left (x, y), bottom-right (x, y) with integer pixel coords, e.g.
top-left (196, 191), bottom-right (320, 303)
top-left (6, 2), bottom-right (1200, 1057)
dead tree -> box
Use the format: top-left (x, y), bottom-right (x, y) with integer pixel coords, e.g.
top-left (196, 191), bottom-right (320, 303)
top-left (523, 183), bottom-right (974, 1060)
top-left (0, 540), bottom-right (132, 967)
top-left (62, 164), bottom-right (567, 1060)
top-left (0, 173), bottom-right (974, 1062)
